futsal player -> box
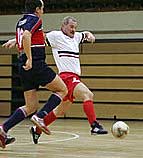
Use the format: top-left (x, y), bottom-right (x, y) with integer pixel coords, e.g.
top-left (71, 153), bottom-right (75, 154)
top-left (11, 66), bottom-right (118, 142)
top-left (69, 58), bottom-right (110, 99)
top-left (30, 16), bottom-right (108, 144)
top-left (0, 0), bottom-right (67, 148)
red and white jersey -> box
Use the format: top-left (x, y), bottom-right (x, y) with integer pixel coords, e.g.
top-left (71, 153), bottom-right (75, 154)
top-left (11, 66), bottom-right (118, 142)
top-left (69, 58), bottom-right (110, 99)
top-left (46, 31), bottom-right (85, 75)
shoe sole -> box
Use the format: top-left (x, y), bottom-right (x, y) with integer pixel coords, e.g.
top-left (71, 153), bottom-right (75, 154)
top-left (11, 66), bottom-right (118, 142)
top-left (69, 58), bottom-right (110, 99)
top-left (0, 135), bottom-right (5, 149)
top-left (31, 119), bottom-right (51, 135)
top-left (91, 132), bottom-right (108, 135)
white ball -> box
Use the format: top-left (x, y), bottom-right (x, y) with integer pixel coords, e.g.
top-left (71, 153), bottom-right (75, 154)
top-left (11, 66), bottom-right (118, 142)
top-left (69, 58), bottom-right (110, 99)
top-left (111, 121), bottom-right (129, 139)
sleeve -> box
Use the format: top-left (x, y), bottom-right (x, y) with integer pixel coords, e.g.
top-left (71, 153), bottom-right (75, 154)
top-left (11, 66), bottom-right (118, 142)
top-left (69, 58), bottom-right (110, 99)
top-left (75, 32), bottom-right (85, 44)
top-left (80, 33), bottom-right (86, 43)
top-left (23, 17), bottom-right (42, 34)
top-left (45, 31), bottom-right (56, 47)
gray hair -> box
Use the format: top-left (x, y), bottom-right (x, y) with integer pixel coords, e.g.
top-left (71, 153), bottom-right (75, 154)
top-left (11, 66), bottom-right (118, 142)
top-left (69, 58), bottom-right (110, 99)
top-left (62, 16), bottom-right (77, 25)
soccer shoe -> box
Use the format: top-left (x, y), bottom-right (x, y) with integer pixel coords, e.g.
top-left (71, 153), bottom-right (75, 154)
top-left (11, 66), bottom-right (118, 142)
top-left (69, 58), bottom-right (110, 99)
top-left (91, 121), bottom-right (108, 135)
top-left (0, 126), bottom-right (6, 148)
top-left (31, 115), bottom-right (51, 135)
top-left (5, 136), bottom-right (16, 145)
top-left (30, 126), bottom-right (41, 144)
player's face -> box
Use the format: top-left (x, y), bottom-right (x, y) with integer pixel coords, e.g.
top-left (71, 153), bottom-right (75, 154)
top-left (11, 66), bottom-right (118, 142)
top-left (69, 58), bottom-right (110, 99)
top-left (63, 20), bottom-right (77, 38)
top-left (36, 0), bottom-right (44, 17)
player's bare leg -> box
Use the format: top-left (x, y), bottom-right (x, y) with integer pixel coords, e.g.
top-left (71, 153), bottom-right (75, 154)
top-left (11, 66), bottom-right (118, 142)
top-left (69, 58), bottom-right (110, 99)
top-left (73, 82), bottom-right (108, 135)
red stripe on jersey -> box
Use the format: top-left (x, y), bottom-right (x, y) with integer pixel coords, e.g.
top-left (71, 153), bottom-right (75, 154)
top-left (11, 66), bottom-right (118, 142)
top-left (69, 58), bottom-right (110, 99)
top-left (31, 30), bottom-right (45, 45)
top-left (31, 18), bottom-right (42, 34)
top-left (30, 18), bottom-right (45, 45)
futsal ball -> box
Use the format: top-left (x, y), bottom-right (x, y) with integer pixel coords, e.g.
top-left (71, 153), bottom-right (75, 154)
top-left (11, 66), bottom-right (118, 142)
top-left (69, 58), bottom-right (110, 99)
top-left (111, 121), bottom-right (129, 139)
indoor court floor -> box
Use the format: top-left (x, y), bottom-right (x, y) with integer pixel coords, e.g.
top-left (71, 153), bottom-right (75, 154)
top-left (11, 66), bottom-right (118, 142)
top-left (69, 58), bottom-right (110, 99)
top-left (0, 118), bottom-right (142, 158)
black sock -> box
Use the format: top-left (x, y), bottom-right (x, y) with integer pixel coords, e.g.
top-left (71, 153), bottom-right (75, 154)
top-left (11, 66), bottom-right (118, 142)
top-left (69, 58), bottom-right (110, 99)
top-left (36, 94), bottom-right (61, 118)
top-left (3, 107), bottom-right (26, 133)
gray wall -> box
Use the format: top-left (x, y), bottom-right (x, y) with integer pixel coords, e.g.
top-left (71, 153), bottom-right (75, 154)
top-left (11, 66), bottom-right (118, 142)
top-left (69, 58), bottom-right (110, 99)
top-left (1, 11), bottom-right (143, 40)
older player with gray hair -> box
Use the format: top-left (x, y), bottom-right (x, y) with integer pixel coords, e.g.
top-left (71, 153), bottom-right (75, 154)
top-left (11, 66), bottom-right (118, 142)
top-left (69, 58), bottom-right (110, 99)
top-left (30, 16), bottom-right (108, 143)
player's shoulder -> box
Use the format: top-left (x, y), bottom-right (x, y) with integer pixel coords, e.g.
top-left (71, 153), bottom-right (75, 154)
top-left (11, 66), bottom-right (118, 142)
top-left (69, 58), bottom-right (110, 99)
top-left (29, 14), bottom-right (40, 22)
top-left (20, 14), bottom-right (39, 25)
top-left (74, 32), bottom-right (82, 37)
top-left (47, 30), bottom-right (62, 37)
top-left (49, 30), bottom-right (61, 35)
top-left (24, 14), bottom-right (40, 24)
top-left (74, 32), bottom-right (83, 39)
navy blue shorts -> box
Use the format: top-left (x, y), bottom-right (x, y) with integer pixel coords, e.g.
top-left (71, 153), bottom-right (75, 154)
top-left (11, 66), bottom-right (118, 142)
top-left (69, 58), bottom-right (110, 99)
top-left (18, 54), bottom-right (56, 91)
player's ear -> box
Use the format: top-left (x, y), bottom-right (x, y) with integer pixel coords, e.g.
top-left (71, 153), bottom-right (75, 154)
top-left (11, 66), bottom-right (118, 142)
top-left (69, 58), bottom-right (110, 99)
top-left (35, 7), bottom-right (40, 13)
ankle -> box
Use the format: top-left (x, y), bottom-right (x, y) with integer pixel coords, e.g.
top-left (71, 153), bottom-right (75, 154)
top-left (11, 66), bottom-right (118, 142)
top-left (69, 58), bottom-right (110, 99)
top-left (0, 125), bottom-right (7, 136)
top-left (91, 121), bottom-right (99, 128)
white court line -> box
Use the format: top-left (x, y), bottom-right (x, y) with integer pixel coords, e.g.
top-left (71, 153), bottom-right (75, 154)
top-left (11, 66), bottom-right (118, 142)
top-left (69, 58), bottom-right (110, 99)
top-left (39, 131), bottom-right (79, 144)
top-left (15, 130), bottom-right (80, 145)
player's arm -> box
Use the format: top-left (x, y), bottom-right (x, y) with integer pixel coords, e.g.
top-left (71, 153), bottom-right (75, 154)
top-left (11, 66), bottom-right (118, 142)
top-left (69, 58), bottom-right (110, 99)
top-left (43, 32), bottom-right (49, 47)
top-left (45, 31), bottom-right (55, 47)
top-left (83, 31), bottom-right (95, 43)
top-left (2, 38), bottom-right (16, 48)
top-left (44, 33), bottom-right (50, 47)
top-left (22, 30), bottom-right (32, 70)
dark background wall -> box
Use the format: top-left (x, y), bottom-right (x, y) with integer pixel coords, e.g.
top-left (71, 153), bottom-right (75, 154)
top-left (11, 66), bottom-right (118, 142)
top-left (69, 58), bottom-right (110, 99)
top-left (0, 0), bottom-right (143, 15)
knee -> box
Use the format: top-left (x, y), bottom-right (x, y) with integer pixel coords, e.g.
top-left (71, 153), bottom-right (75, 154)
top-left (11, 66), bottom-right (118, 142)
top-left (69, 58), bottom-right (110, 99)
top-left (63, 86), bottom-right (68, 97)
top-left (59, 86), bottom-right (68, 99)
top-left (54, 108), bottom-right (65, 117)
top-left (84, 90), bottom-right (94, 101)
top-left (25, 105), bottom-right (38, 115)
top-left (90, 91), bottom-right (94, 99)
top-left (56, 111), bottom-right (65, 117)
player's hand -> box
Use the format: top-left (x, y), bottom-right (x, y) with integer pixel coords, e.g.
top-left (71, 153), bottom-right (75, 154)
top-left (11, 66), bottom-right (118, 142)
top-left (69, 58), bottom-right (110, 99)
top-left (84, 31), bottom-right (95, 43)
top-left (2, 39), bottom-right (16, 49)
top-left (23, 59), bottom-right (32, 71)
